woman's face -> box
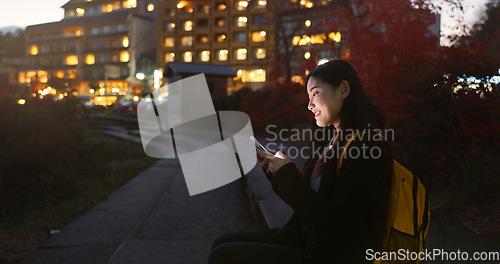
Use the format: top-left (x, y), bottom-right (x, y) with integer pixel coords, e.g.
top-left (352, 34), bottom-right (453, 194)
top-left (306, 77), bottom-right (346, 128)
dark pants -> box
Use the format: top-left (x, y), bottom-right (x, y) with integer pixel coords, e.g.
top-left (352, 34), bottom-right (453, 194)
top-left (208, 227), bottom-right (308, 264)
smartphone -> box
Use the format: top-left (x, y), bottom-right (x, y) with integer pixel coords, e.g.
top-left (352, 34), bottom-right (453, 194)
top-left (250, 136), bottom-right (271, 156)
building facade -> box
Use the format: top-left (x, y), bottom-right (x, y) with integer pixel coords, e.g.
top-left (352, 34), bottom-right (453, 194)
top-left (156, 0), bottom-right (276, 91)
top-left (21, 0), bottom-right (162, 105)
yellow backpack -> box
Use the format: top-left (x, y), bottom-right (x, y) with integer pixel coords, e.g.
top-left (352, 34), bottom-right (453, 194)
top-left (337, 133), bottom-right (430, 264)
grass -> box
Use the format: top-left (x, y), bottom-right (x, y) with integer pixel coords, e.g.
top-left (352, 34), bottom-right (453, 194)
top-left (0, 139), bottom-right (157, 264)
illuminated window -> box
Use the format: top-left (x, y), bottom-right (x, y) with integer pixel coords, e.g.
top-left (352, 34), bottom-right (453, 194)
top-left (103, 4), bottom-right (113, 12)
top-left (216, 34), bottom-right (226, 42)
top-left (257, 0), bottom-right (267, 8)
top-left (122, 36), bottom-right (129, 47)
top-left (166, 22), bottom-right (175, 32)
top-left (236, 48), bottom-right (247, 60)
top-left (183, 51), bottom-right (192, 62)
top-left (329, 32), bottom-right (341, 42)
top-left (236, 16), bottom-right (247, 27)
top-left (200, 50), bottom-right (210, 62)
top-left (66, 55), bottom-right (78, 65)
top-left (216, 18), bottom-right (226, 27)
top-left (124, 0), bottom-right (137, 8)
top-left (184, 20), bottom-right (193, 31)
top-left (301, 0), bottom-right (314, 8)
top-left (216, 3), bottom-right (227, 10)
top-left (236, 1), bottom-right (248, 10)
top-left (198, 35), bottom-right (209, 43)
top-left (181, 36), bottom-right (193, 46)
top-left (238, 69), bottom-right (266, 82)
top-left (218, 49), bottom-right (228, 61)
top-left (86, 54), bottom-right (95, 64)
top-left (120, 51), bottom-right (129, 62)
top-left (56, 71), bottom-right (64, 78)
top-left (255, 48), bottom-right (266, 59)
top-left (76, 8), bottom-right (85, 16)
top-left (36, 71), bottom-right (48, 83)
top-left (165, 52), bottom-right (175, 62)
top-left (252, 31), bottom-right (266, 42)
top-left (30, 45), bottom-right (38, 55)
top-left (147, 3), bottom-right (154, 11)
top-left (165, 37), bottom-right (175, 47)
top-left (177, 1), bottom-right (187, 9)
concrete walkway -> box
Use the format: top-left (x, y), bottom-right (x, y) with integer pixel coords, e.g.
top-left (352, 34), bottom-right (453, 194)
top-left (21, 159), bottom-right (266, 264)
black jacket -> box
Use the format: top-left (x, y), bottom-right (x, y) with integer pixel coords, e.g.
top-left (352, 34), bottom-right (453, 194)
top-left (268, 136), bottom-right (392, 263)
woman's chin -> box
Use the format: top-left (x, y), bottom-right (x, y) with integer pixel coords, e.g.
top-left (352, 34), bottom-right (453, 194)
top-left (315, 121), bottom-right (327, 127)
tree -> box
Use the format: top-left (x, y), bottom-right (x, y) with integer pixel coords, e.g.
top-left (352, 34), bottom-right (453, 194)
top-left (303, 0), bottom-right (500, 190)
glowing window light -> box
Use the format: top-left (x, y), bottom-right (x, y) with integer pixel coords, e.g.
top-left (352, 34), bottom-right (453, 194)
top-left (165, 37), bottom-right (175, 47)
top-left (18, 99), bottom-right (26, 105)
top-left (30, 45), bottom-right (38, 55)
top-left (238, 1), bottom-right (249, 10)
top-left (177, 1), bottom-right (188, 8)
top-left (256, 48), bottom-right (265, 59)
top-left (125, 0), bottom-right (137, 8)
top-left (76, 8), bottom-right (85, 16)
top-left (86, 54), bottom-right (95, 64)
top-left (122, 36), bottom-right (129, 47)
top-left (201, 50), bottom-right (210, 62)
top-left (304, 52), bottom-right (311, 59)
top-left (56, 71), bottom-right (64, 78)
top-left (305, 20), bottom-right (311, 27)
top-left (329, 32), bottom-right (341, 42)
top-left (184, 51), bottom-right (192, 62)
top-left (66, 55), bottom-right (78, 65)
top-left (184, 20), bottom-right (193, 31)
top-left (236, 48), bottom-right (247, 60)
top-left (217, 3), bottom-right (227, 10)
top-left (147, 3), bottom-right (154, 12)
top-left (252, 31), bottom-right (266, 42)
top-left (165, 52), bottom-right (175, 62)
top-left (237, 16), bottom-right (247, 27)
top-left (218, 49), bottom-right (228, 61)
top-left (120, 51), bottom-right (130, 62)
top-left (258, 0), bottom-right (267, 7)
top-left (217, 34), bottom-right (226, 42)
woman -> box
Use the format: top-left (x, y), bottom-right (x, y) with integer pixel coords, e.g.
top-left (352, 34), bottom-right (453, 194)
top-left (209, 60), bottom-right (392, 263)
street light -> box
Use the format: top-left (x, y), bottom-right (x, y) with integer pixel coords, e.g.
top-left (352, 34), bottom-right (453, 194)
top-left (136, 72), bottom-right (145, 80)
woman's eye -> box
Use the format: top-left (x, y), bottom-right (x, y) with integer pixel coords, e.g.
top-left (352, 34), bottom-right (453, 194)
top-left (313, 91), bottom-right (319, 97)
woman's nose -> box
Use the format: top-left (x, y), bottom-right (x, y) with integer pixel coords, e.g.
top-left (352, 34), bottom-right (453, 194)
top-left (308, 100), bottom-right (314, 110)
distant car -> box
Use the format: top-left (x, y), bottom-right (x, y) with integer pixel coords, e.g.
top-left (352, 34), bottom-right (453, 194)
top-left (114, 101), bottom-right (138, 113)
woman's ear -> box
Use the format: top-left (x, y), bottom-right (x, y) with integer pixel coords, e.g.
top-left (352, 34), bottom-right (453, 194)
top-left (340, 80), bottom-right (350, 99)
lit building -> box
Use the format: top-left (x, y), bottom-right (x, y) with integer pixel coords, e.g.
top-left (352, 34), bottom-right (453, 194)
top-left (156, 0), bottom-right (276, 90)
top-left (21, 0), bottom-right (163, 105)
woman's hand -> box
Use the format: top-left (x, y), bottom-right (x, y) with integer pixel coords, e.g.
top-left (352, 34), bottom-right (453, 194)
top-left (257, 150), bottom-right (292, 175)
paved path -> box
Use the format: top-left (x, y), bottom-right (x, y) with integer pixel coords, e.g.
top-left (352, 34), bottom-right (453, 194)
top-left (21, 159), bottom-right (266, 264)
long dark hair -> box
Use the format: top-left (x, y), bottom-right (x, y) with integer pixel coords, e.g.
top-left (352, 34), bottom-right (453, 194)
top-left (302, 60), bottom-right (386, 174)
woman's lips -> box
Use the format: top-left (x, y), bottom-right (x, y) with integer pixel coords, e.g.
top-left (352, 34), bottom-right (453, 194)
top-left (314, 111), bottom-right (320, 118)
